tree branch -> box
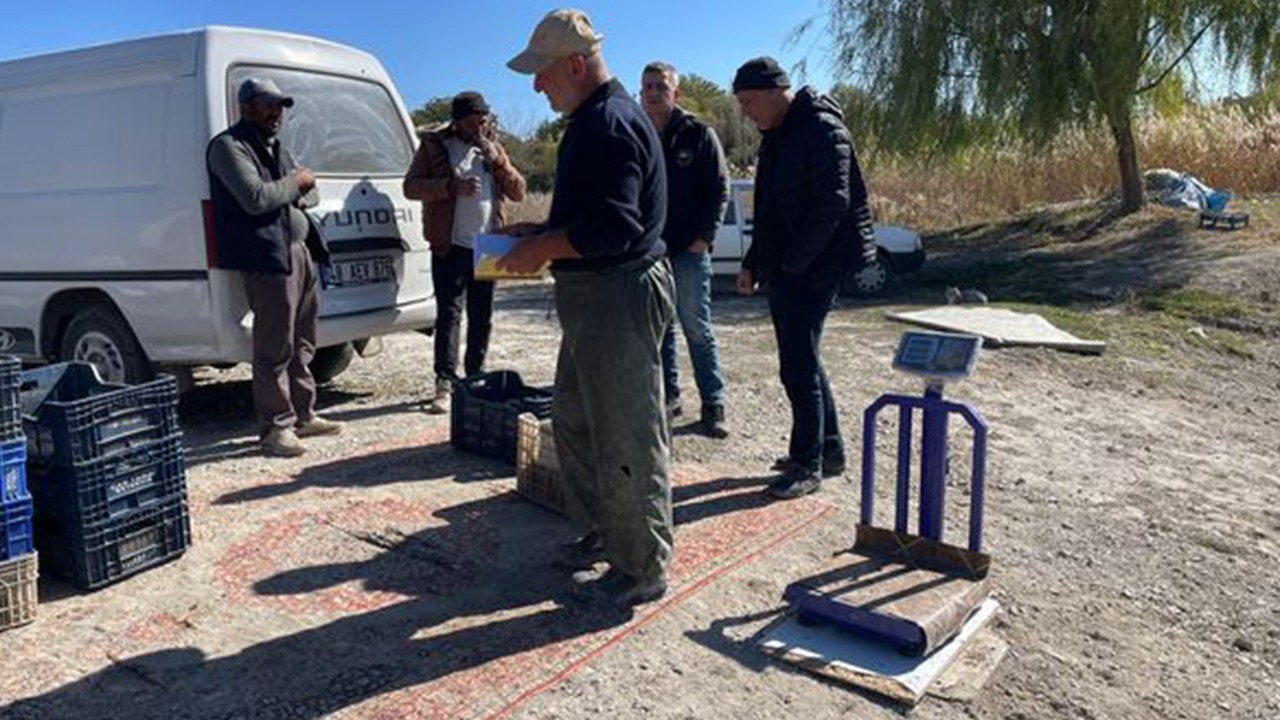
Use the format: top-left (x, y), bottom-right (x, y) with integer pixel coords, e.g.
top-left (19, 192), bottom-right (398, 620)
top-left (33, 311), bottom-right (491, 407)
top-left (1137, 19), bottom-right (1214, 95)
top-left (1139, 20), bottom-right (1169, 69)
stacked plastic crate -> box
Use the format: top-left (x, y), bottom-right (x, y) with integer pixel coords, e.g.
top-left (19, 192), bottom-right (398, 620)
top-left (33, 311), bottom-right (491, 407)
top-left (1, 355), bottom-right (37, 632)
top-left (22, 363), bottom-right (190, 590)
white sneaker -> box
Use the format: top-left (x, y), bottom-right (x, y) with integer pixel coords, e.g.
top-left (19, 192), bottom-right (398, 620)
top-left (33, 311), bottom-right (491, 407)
top-left (427, 378), bottom-right (452, 415)
top-left (262, 427), bottom-right (306, 457)
top-left (296, 416), bottom-right (343, 438)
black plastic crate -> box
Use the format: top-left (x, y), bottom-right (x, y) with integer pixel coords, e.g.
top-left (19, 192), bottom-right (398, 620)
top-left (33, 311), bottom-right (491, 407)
top-left (450, 371), bottom-right (553, 463)
top-left (1, 496), bottom-right (33, 561)
top-left (1, 439), bottom-right (27, 505)
top-left (39, 496), bottom-right (190, 590)
top-left (20, 363), bottom-right (180, 467)
top-left (0, 356), bottom-right (18, 442)
top-left (29, 433), bottom-right (186, 527)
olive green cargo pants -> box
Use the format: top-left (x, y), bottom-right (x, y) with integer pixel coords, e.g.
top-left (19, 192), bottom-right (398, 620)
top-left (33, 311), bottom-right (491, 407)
top-left (552, 257), bottom-right (676, 584)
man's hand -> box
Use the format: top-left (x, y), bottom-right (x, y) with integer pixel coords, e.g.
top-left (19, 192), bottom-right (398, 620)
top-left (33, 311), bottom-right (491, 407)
top-left (476, 136), bottom-right (500, 164)
top-left (736, 268), bottom-right (755, 296)
top-left (452, 177), bottom-right (482, 197)
top-left (495, 235), bottom-right (550, 275)
top-left (296, 167), bottom-right (316, 193)
top-left (689, 238), bottom-right (710, 255)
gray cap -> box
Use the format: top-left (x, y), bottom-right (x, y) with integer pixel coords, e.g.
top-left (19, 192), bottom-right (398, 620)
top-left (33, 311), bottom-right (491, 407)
top-left (238, 77), bottom-right (294, 107)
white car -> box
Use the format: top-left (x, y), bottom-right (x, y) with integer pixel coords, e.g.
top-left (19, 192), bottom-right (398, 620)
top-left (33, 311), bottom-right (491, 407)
top-left (0, 27), bottom-right (435, 385)
top-left (711, 179), bottom-right (925, 295)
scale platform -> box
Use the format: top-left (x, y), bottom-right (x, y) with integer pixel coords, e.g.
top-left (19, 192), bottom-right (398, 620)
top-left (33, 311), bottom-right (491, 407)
top-left (783, 525), bottom-right (991, 658)
top-left (760, 596), bottom-right (1003, 705)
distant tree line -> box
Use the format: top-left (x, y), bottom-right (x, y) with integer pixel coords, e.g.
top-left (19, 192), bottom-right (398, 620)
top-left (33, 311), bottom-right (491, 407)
top-left (410, 73), bottom-right (889, 193)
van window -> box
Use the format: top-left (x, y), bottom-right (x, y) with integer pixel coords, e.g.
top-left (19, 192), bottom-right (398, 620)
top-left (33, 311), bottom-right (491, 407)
top-left (723, 198), bottom-right (736, 226)
top-left (228, 67), bottom-right (413, 175)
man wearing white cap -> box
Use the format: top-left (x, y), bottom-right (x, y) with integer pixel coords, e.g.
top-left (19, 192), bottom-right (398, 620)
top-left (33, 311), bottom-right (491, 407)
top-left (207, 78), bottom-right (342, 457)
top-left (500, 9), bottom-right (675, 607)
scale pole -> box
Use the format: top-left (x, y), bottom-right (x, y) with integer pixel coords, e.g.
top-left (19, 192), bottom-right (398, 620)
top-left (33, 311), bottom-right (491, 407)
top-left (919, 382), bottom-right (949, 542)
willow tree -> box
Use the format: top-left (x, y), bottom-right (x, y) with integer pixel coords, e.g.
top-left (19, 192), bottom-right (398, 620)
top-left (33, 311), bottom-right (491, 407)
top-left (817, 0), bottom-right (1280, 212)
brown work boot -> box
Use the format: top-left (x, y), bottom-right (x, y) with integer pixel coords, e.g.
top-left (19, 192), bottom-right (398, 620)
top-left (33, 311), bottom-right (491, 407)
top-left (427, 378), bottom-right (452, 415)
top-left (261, 427), bottom-right (306, 457)
top-left (296, 415), bottom-right (343, 438)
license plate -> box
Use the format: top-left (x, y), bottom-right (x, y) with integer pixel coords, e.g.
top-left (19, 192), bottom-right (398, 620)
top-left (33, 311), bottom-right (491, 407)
top-left (326, 256), bottom-right (395, 288)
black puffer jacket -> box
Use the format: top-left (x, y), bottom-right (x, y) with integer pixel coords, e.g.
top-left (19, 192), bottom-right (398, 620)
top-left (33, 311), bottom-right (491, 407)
top-left (743, 86), bottom-right (875, 288)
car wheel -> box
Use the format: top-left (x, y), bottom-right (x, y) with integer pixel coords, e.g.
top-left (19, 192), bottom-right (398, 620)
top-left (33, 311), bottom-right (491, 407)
top-left (310, 343), bottom-right (355, 385)
top-left (59, 305), bottom-right (153, 385)
top-left (843, 252), bottom-right (891, 296)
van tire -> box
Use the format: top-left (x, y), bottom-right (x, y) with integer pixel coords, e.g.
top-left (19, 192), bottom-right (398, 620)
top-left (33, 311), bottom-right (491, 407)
top-left (310, 343), bottom-right (355, 385)
top-left (60, 305), bottom-right (153, 385)
top-left (842, 250), bottom-right (892, 297)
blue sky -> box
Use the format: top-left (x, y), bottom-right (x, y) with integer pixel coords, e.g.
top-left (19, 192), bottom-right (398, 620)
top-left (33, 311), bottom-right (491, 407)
top-left (0, 0), bottom-right (837, 136)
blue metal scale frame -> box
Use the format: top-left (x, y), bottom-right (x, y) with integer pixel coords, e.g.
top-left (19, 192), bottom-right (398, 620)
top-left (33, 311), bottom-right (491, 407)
top-left (784, 332), bottom-right (994, 657)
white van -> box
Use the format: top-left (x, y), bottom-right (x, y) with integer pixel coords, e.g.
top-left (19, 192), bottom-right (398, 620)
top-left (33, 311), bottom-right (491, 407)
top-left (712, 179), bottom-right (926, 295)
top-left (0, 26), bottom-right (434, 385)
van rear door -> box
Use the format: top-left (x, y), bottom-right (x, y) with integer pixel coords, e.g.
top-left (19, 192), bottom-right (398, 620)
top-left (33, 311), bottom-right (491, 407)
top-left (225, 66), bottom-right (430, 318)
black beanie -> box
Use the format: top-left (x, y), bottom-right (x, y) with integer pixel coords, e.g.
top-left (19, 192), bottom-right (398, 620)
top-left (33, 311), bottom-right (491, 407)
top-left (732, 57), bottom-right (791, 92)
top-left (451, 91), bottom-right (490, 120)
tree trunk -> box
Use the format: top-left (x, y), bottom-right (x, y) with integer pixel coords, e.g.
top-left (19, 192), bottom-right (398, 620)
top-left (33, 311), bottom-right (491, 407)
top-left (1111, 121), bottom-right (1144, 213)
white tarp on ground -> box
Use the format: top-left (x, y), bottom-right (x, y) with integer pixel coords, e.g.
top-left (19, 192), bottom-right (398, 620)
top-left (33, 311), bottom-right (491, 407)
top-left (1144, 168), bottom-right (1230, 212)
top-left (887, 306), bottom-right (1107, 355)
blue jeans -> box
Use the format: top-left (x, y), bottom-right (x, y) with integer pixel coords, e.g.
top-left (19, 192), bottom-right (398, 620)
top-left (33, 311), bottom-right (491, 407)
top-left (767, 274), bottom-right (845, 473)
top-left (661, 251), bottom-right (726, 409)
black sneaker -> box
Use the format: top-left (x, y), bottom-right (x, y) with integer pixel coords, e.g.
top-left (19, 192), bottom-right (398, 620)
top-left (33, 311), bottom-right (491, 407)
top-left (571, 567), bottom-right (667, 607)
top-left (767, 464), bottom-right (823, 500)
top-left (612, 576), bottom-right (668, 607)
top-left (666, 397), bottom-right (683, 419)
top-left (553, 531), bottom-right (605, 570)
top-left (770, 455), bottom-right (846, 478)
top-left (699, 404), bottom-right (729, 439)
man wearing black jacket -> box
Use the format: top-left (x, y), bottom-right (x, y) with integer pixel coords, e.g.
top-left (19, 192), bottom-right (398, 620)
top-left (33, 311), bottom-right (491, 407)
top-left (641, 61), bottom-right (730, 438)
top-left (733, 57), bottom-right (876, 499)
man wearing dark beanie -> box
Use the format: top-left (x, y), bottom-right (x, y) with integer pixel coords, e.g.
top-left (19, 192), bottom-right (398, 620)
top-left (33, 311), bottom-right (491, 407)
top-left (404, 91), bottom-right (526, 414)
top-left (732, 56), bottom-right (877, 499)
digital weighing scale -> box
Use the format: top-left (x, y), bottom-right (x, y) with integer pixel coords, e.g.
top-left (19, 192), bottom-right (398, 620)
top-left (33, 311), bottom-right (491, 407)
top-left (783, 331), bottom-right (993, 658)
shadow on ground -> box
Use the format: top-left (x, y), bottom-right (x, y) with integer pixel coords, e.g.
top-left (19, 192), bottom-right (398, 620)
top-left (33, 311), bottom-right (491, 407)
top-left (7, 468), bottom-right (791, 720)
top-left (178, 379), bottom-right (414, 468)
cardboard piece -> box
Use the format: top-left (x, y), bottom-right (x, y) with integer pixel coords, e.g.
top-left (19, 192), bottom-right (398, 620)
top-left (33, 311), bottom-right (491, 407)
top-left (887, 306), bottom-right (1106, 355)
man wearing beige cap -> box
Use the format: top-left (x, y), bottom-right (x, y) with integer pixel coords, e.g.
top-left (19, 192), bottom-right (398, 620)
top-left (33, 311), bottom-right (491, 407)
top-left (500, 8), bottom-right (675, 608)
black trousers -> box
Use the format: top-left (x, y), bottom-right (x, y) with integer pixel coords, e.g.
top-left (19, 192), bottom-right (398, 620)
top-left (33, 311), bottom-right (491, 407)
top-left (767, 274), bottom-right (846, 473)
top-left (431, 245), bottom-right (495, 382)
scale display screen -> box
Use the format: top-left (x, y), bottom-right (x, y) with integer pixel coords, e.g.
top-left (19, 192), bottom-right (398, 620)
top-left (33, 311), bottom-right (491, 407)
top-left (893, 331), bottom-right (982, 380)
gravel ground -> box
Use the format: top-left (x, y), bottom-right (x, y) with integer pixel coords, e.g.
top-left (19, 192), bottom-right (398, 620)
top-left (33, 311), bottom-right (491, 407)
top-left (2, 204), bottom-right (1279, 719)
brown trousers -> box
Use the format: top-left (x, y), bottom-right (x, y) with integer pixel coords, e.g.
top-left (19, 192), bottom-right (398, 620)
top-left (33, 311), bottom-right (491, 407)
top-left (242, 242), bottom-right (319, 434)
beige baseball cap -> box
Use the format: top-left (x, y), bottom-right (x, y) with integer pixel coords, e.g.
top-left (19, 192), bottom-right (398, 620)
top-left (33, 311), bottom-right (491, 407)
top-left (507, 8), bottom-right (605, 75)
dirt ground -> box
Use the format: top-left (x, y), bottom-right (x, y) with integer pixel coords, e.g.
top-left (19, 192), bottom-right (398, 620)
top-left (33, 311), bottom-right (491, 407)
top-left (2, 200), bottom-right (1278, 719)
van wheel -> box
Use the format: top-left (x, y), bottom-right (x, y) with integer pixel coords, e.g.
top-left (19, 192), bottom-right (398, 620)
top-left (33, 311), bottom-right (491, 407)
top-left (842, 251), bottom-right (892, 297)
top-left (310, 343), bottom-right (355, 385)
top-left (60, 305), bottom-right (153, 385)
